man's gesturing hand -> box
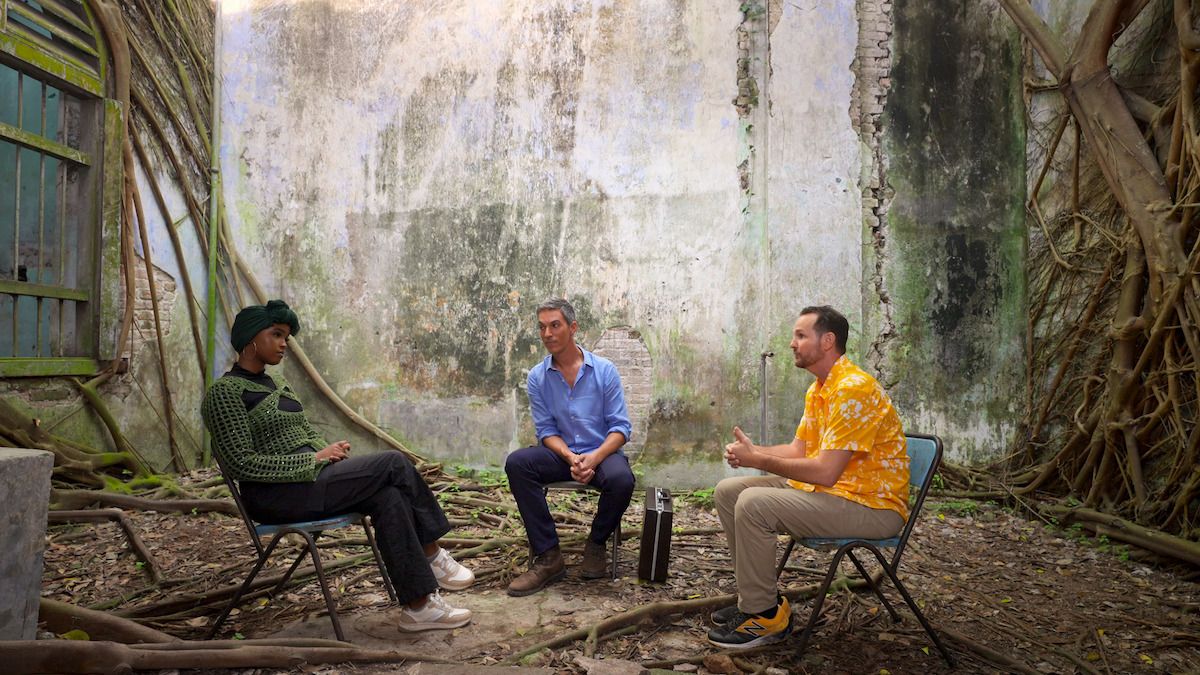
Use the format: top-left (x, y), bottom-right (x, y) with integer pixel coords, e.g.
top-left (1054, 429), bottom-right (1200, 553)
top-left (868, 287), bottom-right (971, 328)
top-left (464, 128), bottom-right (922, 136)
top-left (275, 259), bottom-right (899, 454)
top-left (724, 426), bottom-right (757, 469)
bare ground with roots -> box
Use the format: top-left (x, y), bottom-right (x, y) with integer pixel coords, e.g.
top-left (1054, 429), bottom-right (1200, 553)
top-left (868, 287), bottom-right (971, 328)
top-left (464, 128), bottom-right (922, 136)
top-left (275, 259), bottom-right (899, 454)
top-left (39, 473), bottom-right (1200, 674)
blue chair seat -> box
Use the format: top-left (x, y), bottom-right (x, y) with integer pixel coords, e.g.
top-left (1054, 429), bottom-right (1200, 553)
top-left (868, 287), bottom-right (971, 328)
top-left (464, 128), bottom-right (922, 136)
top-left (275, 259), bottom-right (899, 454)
top-left (254, 515), bottom-right (359, 537)
top-left (799, 536), bottom-right (900, 552)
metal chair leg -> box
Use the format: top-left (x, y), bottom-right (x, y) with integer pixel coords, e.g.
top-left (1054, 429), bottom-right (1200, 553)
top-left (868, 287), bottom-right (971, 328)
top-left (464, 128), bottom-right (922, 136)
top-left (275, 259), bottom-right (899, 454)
top-left (610, 525), bottom-right (620, 579)
top-left (776, 537), bottom-right (797, 579)
top-left (270, 537), bottom-right (313, 597)
top-left (298, 530), bottom-right (345, 642)
top-left (361, 516), bottom-right (398, 602)
top-left (876, 556), bottom-right (957, 667)
top-left (208, 534), bottom-right (287, 639)
top-left (796, 543), bottom-right (955, 668)
top-left (846, 548), bottom-right (901, 622)
top-left (795, 546), bottom-right (851, 655)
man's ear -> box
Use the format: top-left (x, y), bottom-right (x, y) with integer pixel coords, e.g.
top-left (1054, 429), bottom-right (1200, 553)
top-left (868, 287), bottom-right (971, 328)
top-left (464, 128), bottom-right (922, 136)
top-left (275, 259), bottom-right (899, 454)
top-left (821, 331), bottom-right (835, 351)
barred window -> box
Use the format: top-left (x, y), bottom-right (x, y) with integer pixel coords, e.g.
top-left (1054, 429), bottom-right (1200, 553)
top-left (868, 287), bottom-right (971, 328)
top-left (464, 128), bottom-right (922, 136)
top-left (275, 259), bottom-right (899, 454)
top-left (1, 0), bottom-right (121, 376)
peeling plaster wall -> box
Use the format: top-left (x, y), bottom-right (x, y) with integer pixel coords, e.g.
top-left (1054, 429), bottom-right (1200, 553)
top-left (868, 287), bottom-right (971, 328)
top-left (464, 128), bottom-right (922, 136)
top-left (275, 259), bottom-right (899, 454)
top-left (211, 0), bottom-right (1025, 484)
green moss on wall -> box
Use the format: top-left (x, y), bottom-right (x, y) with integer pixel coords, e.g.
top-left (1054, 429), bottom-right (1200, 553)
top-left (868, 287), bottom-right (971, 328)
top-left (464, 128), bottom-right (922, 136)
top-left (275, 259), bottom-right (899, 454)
top-left (882, 0), bottom-right (1027, 458)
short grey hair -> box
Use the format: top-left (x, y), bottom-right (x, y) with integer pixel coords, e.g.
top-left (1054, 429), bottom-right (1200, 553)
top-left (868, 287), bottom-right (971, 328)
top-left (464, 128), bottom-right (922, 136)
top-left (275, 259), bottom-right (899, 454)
top-left (536, 297), bottom-right (577, 325)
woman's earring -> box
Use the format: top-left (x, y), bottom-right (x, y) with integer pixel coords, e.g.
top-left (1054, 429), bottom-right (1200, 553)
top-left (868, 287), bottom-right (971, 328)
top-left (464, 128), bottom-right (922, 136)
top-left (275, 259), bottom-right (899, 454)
top-left (247, 342), bottom-right (258, 359)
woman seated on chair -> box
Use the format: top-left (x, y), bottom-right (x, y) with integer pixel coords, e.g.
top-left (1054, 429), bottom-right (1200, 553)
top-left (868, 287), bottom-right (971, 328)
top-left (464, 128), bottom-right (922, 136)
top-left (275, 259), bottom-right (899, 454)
top-left (201, 299), bottom-right (474, 632)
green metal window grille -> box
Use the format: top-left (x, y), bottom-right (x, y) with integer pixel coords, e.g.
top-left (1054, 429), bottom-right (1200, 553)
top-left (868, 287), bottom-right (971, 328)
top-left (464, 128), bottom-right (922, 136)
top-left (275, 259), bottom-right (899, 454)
top-left (1, 0), bottom-right (117, 377)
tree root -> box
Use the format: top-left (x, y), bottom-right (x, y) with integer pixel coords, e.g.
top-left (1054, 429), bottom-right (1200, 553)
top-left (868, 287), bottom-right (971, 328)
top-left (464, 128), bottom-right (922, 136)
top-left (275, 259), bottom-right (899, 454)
top-left (0, 640), bottom-right (452, 674)
top-left (50, 489), bottom-right (237, 516)
top-left (119, 551), bottom-right (377, 620)
top-left (40, 599), bottom-right (179, 644)
top-left (938, 625), bottom-right (1042, 674)
top-left (1042, 504), bottom-right (1200, 567)
top-left (504, 574), bottom-right (879, 664)
top-left (48, 510), bottom-right (162, 584)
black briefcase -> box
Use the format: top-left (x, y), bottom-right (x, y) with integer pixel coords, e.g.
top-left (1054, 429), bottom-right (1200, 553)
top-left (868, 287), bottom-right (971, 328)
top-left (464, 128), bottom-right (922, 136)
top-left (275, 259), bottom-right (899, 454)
top-left (638, 487), bottom-right (673, 582)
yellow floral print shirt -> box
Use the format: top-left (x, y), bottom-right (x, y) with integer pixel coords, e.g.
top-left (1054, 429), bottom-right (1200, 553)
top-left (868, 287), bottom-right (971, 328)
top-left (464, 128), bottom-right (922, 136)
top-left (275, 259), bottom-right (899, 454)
top-left (788, 355), bottom-right (910, 518)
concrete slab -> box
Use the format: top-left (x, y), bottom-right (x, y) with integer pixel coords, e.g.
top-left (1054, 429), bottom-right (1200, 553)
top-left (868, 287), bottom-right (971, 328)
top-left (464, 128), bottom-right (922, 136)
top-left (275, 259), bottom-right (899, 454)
top-left (0, 448), bottom-right (54, 640)
top-left (269, 588), bottom-right (550, 653)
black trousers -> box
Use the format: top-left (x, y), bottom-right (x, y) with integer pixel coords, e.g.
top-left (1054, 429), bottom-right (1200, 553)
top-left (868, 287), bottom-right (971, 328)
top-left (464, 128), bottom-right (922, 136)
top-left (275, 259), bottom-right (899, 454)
top-left (240, 451), bottom-right (448, 604)
top-left (504, 445), bottom-right (635, 555)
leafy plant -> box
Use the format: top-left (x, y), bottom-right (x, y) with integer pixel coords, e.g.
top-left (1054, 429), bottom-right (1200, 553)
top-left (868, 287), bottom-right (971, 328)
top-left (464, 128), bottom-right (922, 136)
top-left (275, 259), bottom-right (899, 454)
top-left (679, 487), bottom-right (715, 509)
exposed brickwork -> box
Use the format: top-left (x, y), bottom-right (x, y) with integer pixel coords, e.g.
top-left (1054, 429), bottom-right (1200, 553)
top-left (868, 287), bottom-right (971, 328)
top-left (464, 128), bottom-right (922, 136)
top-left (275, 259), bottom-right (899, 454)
top-left (850, 1), bottom-right (897, 368)
top-left (590, 326), bottom-right (653, 462)
top-left (120, 257), bottom-right (178, 358)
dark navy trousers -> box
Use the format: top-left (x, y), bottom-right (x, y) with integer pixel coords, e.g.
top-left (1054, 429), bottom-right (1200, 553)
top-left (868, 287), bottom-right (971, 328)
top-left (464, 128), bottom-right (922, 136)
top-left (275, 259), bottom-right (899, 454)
top-left (240, 451), bottom-right (448, 605)
top-left (504, 445), bottom-right (635, 555)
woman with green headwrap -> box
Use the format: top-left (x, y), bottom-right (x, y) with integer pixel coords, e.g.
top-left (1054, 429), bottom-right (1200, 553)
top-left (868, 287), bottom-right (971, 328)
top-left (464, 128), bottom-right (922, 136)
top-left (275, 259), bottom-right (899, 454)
top-left (202, 300), bottom-right (474, 632)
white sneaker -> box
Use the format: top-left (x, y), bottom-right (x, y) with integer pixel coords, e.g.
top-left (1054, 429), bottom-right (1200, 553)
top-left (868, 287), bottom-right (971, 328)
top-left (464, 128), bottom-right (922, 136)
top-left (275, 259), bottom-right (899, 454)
top-left (429, 547), bottom-right (475, 591)
top-left (398, 591), bottom-right (472, 632)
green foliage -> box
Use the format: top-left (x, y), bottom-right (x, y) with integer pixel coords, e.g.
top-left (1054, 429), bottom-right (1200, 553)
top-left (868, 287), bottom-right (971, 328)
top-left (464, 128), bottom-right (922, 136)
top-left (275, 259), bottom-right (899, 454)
top-left (451, 465), bottom-right (508, 489)
top-left (933, 500), bottom-right (977, 517)
top-left (739, 1), bottom-right (765, 19)
top-left (679, 487), bottom-right (715, 509)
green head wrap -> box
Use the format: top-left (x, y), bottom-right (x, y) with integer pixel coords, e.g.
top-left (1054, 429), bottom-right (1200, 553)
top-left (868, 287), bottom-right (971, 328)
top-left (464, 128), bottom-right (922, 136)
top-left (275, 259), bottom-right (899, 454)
top-left (230, 300), bottom-right (301, 353)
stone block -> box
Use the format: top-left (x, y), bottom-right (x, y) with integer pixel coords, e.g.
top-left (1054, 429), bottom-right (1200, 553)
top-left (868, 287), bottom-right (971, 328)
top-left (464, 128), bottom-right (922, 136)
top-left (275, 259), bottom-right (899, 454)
top-left (0, 448), bottom-right (54, 640)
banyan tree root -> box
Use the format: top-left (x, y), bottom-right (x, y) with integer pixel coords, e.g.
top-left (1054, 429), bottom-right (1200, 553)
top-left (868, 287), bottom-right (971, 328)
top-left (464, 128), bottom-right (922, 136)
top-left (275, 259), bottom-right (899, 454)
top-left (0, 640), bottom-right (453, 675)
top-left (47, 510), bottom-right (162, 584)
top-left (1042, 505), bottom-right (1200, 567)
top-left (504, 573), bottom-right (881, 663)
top-left (40, 599), bottom-right (178, 645)
top-left (938, 626), bottom-right (1041, 675)
top-left (50, 489), bottom-right (237, 516)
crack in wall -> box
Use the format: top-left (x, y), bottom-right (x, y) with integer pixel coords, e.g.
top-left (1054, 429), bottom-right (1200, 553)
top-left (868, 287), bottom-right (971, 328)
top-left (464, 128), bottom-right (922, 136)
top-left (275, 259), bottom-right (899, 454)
top-left (851, 1), bottom-right (897, 384)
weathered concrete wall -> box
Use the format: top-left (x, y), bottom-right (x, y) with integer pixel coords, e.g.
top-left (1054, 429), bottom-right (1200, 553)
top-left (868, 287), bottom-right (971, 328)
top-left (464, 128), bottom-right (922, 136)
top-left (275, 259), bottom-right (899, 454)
top-left (1, 0), bottom-right (1028, 483)
top-left (872, 0), bottom-right (1027, 462)
top-left (218, 0), bottom-right (881, 485)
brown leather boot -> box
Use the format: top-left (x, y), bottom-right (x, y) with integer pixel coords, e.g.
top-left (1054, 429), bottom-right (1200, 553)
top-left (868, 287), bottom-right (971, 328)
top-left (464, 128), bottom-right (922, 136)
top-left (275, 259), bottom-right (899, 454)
top-left (580, 539), bottom-right (607, 579)
top-left (507, 546), bottom-right (566, 597)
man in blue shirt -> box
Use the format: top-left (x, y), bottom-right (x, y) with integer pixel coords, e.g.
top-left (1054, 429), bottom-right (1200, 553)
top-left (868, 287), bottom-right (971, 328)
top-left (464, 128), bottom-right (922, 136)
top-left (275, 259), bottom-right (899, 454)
top-left (505, 297), bottom-right (635, 596)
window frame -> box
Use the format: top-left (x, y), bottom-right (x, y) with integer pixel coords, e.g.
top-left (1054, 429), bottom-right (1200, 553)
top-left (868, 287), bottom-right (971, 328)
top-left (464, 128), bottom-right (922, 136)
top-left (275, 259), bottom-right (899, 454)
top-left (0, 0), bottom-right (122, 377)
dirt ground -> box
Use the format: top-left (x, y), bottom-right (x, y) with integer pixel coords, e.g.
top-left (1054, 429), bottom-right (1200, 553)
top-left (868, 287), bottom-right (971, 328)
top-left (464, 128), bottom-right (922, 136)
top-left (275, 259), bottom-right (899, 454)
top-left (39, 476), bottom-right (1200, 674)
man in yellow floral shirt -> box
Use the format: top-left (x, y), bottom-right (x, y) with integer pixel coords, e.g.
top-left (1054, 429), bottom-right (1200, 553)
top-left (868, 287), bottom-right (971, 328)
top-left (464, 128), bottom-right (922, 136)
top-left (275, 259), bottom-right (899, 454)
top-left (707, 305), bottom-right (909, 649)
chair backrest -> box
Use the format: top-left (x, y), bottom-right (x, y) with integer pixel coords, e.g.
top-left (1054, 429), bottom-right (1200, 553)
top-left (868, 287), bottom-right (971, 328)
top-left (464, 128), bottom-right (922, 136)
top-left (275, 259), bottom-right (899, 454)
top-left (888, 432), bottom-right (943, 571)
top-left (208, 447), bottom-right (266, 555)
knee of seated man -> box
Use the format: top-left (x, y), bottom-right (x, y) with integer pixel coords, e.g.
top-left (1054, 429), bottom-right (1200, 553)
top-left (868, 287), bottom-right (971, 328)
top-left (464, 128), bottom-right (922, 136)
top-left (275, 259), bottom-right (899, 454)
top-left (503, 451), bottom-right (522, 475)
top-left (602, 460), bottom-right (635, 491)
top-left (714, 477), bottom-right (741, 503)
top-left (733, 487), bottom-right (780, 519)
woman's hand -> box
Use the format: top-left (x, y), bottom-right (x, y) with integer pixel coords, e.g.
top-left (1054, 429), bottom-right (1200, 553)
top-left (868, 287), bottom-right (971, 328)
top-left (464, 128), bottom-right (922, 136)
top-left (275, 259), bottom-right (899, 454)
top-left (316, 441), bottom-right (350, 462)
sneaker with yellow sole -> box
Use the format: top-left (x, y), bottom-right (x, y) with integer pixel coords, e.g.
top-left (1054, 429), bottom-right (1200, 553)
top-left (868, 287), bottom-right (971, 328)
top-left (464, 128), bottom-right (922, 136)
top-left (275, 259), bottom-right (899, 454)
top-left (706, 596), bottom-right (792, 649)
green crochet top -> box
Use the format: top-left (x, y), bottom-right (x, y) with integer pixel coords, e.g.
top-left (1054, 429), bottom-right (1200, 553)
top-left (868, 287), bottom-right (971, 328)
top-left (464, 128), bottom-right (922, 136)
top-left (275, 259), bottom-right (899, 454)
top-left (201, 372), bottom-right (331, 483)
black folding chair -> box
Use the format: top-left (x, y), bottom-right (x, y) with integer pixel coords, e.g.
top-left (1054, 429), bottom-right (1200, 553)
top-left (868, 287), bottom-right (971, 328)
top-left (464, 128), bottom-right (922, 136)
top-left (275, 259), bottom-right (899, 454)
top-left (775, 432), bottom-right (955, 666)
top-left (543, 480), bottom-right (621, 579)
top-left (207, 454), bottom-right (397, 642)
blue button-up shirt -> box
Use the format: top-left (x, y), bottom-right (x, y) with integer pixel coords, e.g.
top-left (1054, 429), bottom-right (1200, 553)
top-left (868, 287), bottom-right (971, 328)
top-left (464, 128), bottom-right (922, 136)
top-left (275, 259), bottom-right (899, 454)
top-left (527, 347), bottom-right (632, 454)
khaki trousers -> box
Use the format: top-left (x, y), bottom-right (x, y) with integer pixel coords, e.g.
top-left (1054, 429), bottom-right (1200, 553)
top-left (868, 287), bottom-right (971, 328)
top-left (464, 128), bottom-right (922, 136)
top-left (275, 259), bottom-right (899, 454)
top-left (714, 475), bottom-right (904, 614)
